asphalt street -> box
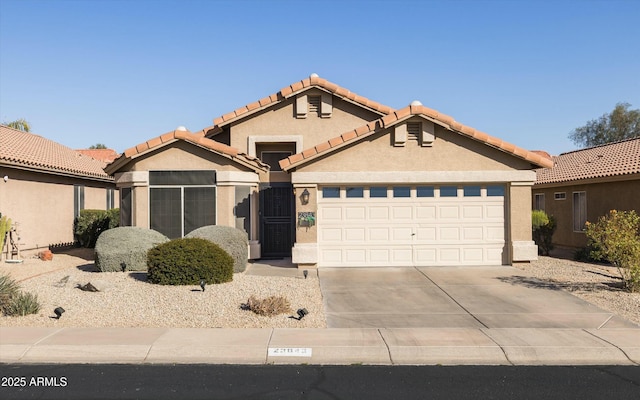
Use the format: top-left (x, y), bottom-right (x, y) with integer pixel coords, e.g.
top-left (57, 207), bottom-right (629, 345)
top-left (1, 364), bottom-right (639, 400)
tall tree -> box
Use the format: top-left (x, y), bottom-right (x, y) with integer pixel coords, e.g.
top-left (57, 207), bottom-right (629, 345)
top-left (569, 103), bottom-right (640, 148)
top-left (89, 143), bottom-right (108, 149)
top-left (3, 118), bottom-right (31, 132)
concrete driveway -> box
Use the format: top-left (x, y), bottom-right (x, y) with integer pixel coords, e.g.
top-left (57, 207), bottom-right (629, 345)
top-left (319, 267), bottom-right (637, 329)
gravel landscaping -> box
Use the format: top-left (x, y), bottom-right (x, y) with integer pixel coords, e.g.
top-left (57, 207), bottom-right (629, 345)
top-left (1, 248), bottom-right (638, 328)
top-left (0, 249), bottom-right (326, 328)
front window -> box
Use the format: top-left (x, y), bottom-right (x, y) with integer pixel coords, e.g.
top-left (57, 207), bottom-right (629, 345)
top-left (573, 191), bottom-right (587, 232)
top-left (534, 193), bottom-right (545, 211)
top-left (149, 170), bottom-right (216, 239)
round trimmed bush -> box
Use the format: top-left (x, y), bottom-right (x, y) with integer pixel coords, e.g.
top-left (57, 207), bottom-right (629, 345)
top-left (147, 238), bottom-right (234, 285)
top-left (186, 225), bottom-right (248, 273)
top-left (95, 227), bottom-right (169, 272)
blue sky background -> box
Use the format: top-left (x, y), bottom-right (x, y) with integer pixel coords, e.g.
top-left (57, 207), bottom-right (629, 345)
top-left (1, 0), bottom-right (639, 155)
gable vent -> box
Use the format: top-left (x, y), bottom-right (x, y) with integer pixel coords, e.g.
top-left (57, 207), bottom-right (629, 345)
top-left (407, 122), bottom-right (421, 141)
top-left (308, 96), bottom-right (321, 116)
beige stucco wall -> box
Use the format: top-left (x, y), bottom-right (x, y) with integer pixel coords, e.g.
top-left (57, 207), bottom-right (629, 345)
top-left (0, 166), bottom-right (116, 256)
top-left (112, 141), bottom-right (260, 239)
top-left (228, 91), bottom-right (382, 153)
top-left (298, 126), bottom-right (534, 173)
top-left (533, 177), bottom-right (640, 249)
top-left (119, 142), bottom-right (255, 173)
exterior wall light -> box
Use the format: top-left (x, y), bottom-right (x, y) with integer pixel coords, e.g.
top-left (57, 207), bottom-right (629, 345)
top-left (301, 189), bottom-right (310, 205)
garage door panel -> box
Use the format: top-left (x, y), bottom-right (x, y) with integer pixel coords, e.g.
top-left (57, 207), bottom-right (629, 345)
top-left (392, 227), bottom-right (413, 241)
top-left (370, 249), bottom-right (390, 263)
top-left (440, 227), bottom-right (460, 240)
top-left (391, 248), bottom-right (413, 263)
top-left (463, 226), bottom-right (484, 240)
top-left (416, 206), bottom-right (436, 220)
top-left (345, 207), bottom-right (366, 220)
top-left (463, 205), bottom-right (484, 219)
top-left (439, 206), bottom-right (460, 219)
top-left (392, 206), bottom-right (413, 219)
top-left (486, 226), bottom-right (505, 240)
top-left (321, 207), bottom-right (342, 220)
top-left (415, 227), bottom-right (436, 241)
top-left (368, 207), bottom-right (389, 220)
top-left (321, 228), bottom-right (342, 241)
top-left (345, 228), bottom-right (365, 242)
top-left (369, 228), bottom-right (390, 241)
top-left (318, 186), bottom-right (505, 267)
top-left (486, 204), bottom-right (504, 219)
top-left (440, 248), bottom-right (461, 262)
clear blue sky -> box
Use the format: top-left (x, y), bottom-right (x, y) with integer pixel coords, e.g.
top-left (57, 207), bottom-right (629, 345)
top-left (1, 0), bottom-right (639, 155)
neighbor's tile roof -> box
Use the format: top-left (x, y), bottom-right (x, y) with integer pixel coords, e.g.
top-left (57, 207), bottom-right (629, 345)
top-left (76, 149), bottom-right (119, 165)
top-left (280, 104), bottom-right (554, 170)
top-left (105, 128), bottom-right (269, 174)
top-left (209, 74), bottom-right (394, 130)
top-left (535, 137), bottom-right (640, 185)
top-left (0, 125), bottom-right (113, 180)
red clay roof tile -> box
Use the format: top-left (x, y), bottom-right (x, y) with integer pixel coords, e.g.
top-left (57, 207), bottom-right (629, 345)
top-left (0, 125), bottom-right (113, 180)
top-left (105, 128), bottom-right (268, 175)
top-left (536, 138), bottom-right (640, 185)
top-left (282, 104), bottom-right (555, 171)
top-left (302, 148), bottom-right (317, 158)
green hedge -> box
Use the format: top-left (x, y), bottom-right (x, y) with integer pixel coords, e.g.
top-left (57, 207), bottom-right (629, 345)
top-left (95, 227), bottom-right (169, 272)
top-left (74, 208), bottom-right (120, 248)
top-left (186, 225), bottom-right (248, 273)
top-left (147, 238), bottom-right (234, 285)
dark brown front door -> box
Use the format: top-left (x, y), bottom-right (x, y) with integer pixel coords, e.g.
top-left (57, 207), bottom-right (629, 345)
top-left (259, 183), bottom-right (294, 258)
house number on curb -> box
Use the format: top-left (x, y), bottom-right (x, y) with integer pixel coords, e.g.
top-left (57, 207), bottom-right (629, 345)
top-left (268, 348), bottom-right (313, 357)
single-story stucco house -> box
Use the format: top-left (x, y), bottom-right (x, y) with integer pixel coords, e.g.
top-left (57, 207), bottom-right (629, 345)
top-left (105, 74), bottom-right (553, 268)
top-left (533, 137), bottom-right (640, 250)
top-left (0, 125), bottom-right (119, 257)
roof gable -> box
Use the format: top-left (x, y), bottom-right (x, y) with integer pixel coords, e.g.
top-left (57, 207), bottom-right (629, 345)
top-left (0, 125), bottom-right (113, 181)
top-left (280, 104), bottom-right (554, 171)
top-left (105, 128), bottom-right (269, 175)
top-left (535, 137), bottom-right (640, 185)
top-left (208, 74), bottom-right (394, 133)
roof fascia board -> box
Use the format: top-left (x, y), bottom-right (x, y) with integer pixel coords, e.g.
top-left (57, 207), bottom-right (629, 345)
top-left (1, 162), bottom-right (114, 183)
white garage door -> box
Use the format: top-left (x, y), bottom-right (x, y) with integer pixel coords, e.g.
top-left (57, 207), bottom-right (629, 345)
top-left (317, 185), bottom-right (505, 267)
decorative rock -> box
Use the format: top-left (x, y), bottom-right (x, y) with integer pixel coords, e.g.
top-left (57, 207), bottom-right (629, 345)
top-left (77, 282), bottom-right (99, 292)
top-left (39, 250), bottom-right (53, 261)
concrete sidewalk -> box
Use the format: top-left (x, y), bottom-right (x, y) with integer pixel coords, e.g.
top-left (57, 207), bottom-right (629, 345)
top-left (1, 326), bottom-right (638, 366)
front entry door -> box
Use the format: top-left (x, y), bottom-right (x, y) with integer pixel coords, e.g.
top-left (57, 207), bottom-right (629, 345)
top-left (259, 183), bottom-right (294, 258)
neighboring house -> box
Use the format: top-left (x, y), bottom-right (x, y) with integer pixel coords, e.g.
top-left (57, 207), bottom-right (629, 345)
top-left (0, 125), bottom-right (118, 257)
top-left (76, 148), bottom-right (120, 164)
top-left (533, 137), bottom-right (640, 250)
top-left (106, 74), bottom-right (552, 267)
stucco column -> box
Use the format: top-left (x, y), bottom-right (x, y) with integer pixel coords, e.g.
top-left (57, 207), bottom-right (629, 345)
top-left (291, 184), bottom-right (318, 266)
top-left (510, 182), bottom-right (538, 262)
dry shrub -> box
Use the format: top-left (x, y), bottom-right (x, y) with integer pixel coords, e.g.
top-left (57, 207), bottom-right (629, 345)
top-left (243, 295), bottom-right (291, 317)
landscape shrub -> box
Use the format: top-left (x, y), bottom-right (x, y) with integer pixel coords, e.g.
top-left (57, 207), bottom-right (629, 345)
top-left (532, 210), bottom-right (556, 256)
top-left (147, 238), bottom-right (234, 285)
top-left (186, 225), bottom-right (248, 273)
top-left (585, 210), bottom-right (640, 292)
top-left (0, 272), bottom-right (20, 312)
top-left (242, 295), bottom-right (291, 317)
top-left (95, 227), bottom-right (169, 272)
top-left (0, 273), bottom-right (41, 316)
top-left (4, 291), bottom-right (41, 316)
top-left (74, 208), bottom-right (120, 248)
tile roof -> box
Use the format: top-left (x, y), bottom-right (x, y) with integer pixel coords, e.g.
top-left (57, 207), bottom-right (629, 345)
top-left (209, 74), bottom-right (394, 129)
top-left (0, 125), bottom-right (113, 180)
top-left (535, 137), bottom-right (640, 185)
top-left (280, 104), bottom-right (555, 171)
top-left (105, 128), bottom-right (269, 175)
top-left (76, 149), bottom-right (120, 165)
